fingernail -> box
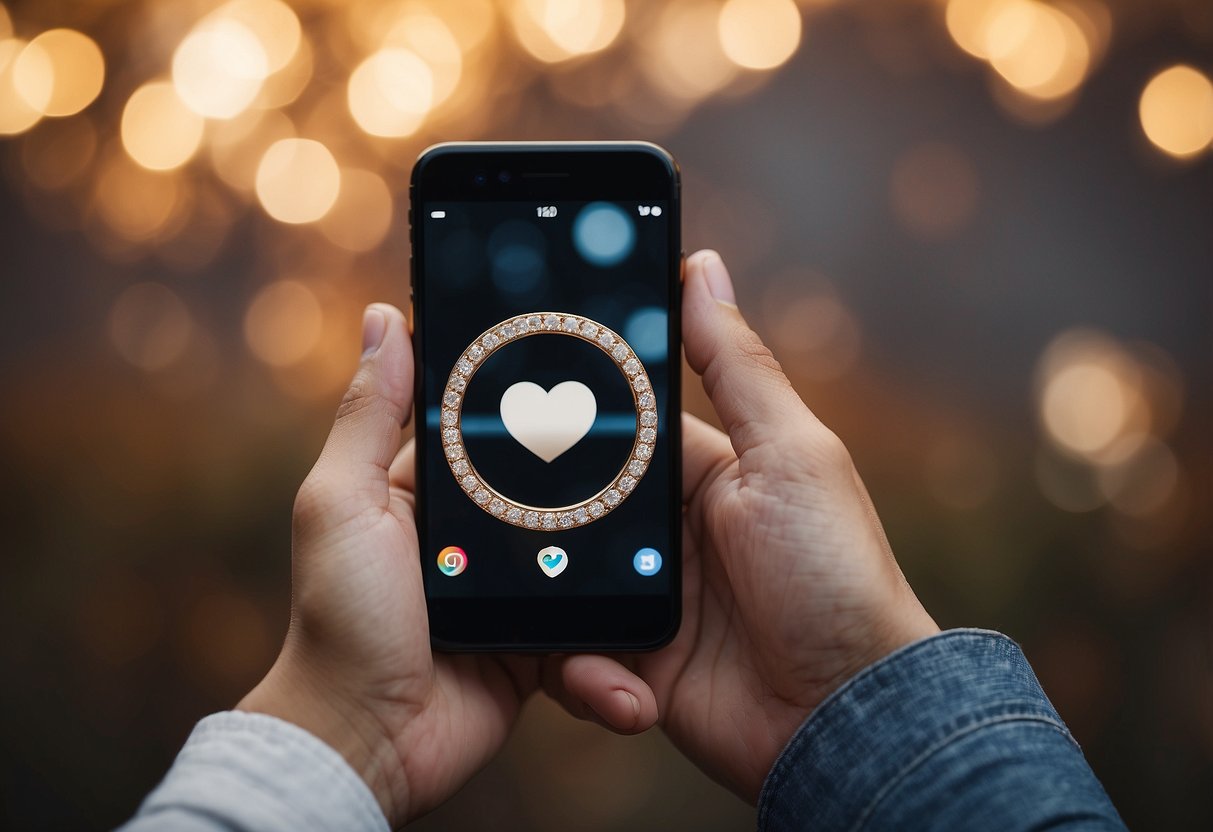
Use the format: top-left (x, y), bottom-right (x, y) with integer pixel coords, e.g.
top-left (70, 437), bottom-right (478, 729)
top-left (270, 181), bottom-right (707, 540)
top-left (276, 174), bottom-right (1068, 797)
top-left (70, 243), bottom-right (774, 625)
top-left (361, 306), bottom-right (387, 356)
top-left (700, 251), bottom-right (737, 307)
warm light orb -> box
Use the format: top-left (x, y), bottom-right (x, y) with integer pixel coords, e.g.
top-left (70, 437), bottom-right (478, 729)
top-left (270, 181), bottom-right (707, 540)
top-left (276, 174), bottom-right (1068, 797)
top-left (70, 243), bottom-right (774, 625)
top-left (14, 29), bottom-right (104, 117)
top-left (1041, 361), bottom-right (1128, 456)
top-left (0, 38), bottom-right (45, 134)
top-left (984, 1), bottom-right (1090, 99)
top-left (347, 48), bottom-right (433, 138)
top-left (244, 280), bottom-right (324, 366)
top-left (318, 168), bottom-right (393, 253)
top-left (209, 108), bottom-right (296, 193)
top-left (383, 11), bottom-right (463, 107)
top-left (0, 5), bottom-right (11, 40)
top-left (946, 0), bottom-right (1007, 59)
top-left (511, 0), bottom-right (625, 63)
top-left (1036, 330), bottom-right (1149, 462)
top-left (122, 81), bottom-right (205, 171)
top-left (173, 18), bottom-right (268, 119)
top-left (1139, 65), bottom-right (1213, 159)
top-left (254, 138), bottom-right (340, 224)
top-left (93, 155), bottom-right (183, 241)
top-left (718, 0), bottom-right (802, 71)
top-left (645, 2), bottom-right (739, 101)
top-left (213, 0), bottom-right (300, 74)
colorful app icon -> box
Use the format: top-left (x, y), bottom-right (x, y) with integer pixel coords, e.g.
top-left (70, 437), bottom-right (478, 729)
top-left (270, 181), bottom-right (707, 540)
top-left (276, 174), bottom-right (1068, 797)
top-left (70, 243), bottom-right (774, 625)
top-left (633, 547), bottom-right (662, 576)
top-left (437, 546), bottom-right (467, 576)
top-left (537, 545), bottom-right (568, 578)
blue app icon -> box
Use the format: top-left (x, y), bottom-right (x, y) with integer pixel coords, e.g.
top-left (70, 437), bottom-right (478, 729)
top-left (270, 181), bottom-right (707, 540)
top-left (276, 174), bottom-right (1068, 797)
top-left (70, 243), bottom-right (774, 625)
top-left (633, 547), bottom-right (662, 577)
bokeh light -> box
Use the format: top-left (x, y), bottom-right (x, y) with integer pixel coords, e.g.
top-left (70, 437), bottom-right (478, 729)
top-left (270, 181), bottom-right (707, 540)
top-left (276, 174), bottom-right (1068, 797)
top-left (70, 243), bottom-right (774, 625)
top-left (243, 279), bottom-right (324, 366)
top-left (1096, 436), bottom-right (1180, 518)
top-left (759, 277), bottom-right (861, 381)
top-left (347, 48), bottom-right (433, 138)
top-left (946, 0), bottom-right (1093, 104)
top-left (14, 29), bottom-right (104, 117)
top-left (93, 155), bottom-right (184, 242)
top-left (889, 142), bottom-right (980, 239)
top-left (318, 167), bottom-right (393, 252)
top-left (718, 0), bottom-right (802, 71)
top-left (254, 137), bottom-right (340, 224)
top-left (0, 39), bottom-right (46, 134)
top-left (1138, 65), bottom-right (1213, 159)
top-left (382, 10), bottom-right (463, 107)
top-left (984, 2), bottom-right (1089, 98)
top-left (107, 282), bottom-right (194, 371)
top-left (643, 2), bottom-right (739, 101)
top-left (1037, 330), bottom-right (1144, 460)
top-left (214, 0), bottom-right (301, 74)
top-left (122, 81), bottom-right (205, 171)
top-left (173, 18), bottom-right (269, 119)
top-left (209, 108), bottom-right (296, 194)
top-left (510, 0), bottom-right (625, 63)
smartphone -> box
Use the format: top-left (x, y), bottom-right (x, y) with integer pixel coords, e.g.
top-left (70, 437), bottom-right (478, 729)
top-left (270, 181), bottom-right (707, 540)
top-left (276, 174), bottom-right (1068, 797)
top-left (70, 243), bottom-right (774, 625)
top-left (410, 142), bottom-right (681, 651)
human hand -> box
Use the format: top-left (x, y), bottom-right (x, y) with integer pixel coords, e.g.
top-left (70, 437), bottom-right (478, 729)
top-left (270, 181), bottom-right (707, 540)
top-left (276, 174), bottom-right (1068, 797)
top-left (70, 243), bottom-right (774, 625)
top-left (551, 250), bottom-right (940, 801)
top-left (237, 304), bottom-right (656, 827)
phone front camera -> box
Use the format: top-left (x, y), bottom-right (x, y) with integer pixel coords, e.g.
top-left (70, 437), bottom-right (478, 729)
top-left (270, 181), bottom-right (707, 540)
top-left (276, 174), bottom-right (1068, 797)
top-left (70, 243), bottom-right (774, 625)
top-left (497, 170), bottom-right (512, 184)
top-left (473, 172), bottom-right (488, 186)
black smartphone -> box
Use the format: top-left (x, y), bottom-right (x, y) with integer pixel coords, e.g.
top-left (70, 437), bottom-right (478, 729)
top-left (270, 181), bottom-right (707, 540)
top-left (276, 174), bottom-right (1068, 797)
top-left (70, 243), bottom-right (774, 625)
top-left (410, 142), bottom-right (681, 651)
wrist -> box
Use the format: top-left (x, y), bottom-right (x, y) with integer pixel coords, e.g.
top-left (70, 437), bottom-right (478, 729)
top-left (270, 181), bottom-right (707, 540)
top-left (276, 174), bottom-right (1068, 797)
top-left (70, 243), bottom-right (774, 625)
top-left (237, 659), bottom-right (409, 827)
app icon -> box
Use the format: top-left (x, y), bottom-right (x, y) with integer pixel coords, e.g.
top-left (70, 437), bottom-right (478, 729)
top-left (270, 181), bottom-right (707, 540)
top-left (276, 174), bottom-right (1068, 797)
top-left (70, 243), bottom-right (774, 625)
top-left (537, 545), bottom-right (568, 578)
top-left (437, 546), bottom-right (467, 576)
top-left (633, 547), bottom-right (662, 577)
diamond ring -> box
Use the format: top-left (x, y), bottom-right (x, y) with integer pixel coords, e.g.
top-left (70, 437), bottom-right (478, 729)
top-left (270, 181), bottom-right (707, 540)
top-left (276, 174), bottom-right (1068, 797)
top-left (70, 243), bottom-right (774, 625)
top-left (440, 313), bottom-right (657, 530)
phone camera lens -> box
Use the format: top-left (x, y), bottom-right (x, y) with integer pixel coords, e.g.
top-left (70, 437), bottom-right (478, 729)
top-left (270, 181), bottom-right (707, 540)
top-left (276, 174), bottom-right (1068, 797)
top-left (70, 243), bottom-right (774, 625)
top-left (473, 172), bottom-right (487, 186)
top-left (497, 170), bottom-right (512, 184)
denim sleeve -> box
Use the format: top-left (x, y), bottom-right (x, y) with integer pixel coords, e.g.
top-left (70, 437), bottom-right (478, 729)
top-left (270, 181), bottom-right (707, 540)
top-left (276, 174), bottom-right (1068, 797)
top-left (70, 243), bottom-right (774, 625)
top-left (116, 711), bottom-right (389, 832)
top-left (757, 629), bottom-right (1126, 831)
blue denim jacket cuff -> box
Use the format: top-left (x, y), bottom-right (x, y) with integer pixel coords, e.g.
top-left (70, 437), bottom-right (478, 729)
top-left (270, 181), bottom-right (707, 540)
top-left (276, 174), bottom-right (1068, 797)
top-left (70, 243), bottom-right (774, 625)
top-left (756, 628), bottom-right (1074, 831)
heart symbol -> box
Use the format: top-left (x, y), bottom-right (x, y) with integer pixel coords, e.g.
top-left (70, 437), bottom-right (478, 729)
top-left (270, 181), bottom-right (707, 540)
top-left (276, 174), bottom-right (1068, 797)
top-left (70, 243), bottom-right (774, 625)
top-left (537, 546), bottom-right (568, 577)
top-left (500, 381), bottom-right (597, 463)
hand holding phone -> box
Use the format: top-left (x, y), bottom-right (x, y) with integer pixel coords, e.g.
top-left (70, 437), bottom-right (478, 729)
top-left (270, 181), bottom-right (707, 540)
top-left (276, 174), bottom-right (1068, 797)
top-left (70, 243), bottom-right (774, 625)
top-left (545, 251), bottom-right (942, 802)
top-left (237, 303), bottom-right (659, 827)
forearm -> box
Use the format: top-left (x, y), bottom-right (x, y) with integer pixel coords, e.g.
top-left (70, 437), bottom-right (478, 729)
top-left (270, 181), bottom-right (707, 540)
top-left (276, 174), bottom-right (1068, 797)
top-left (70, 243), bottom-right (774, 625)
top-left (758, 629), bottom-right (1125, 831)
top-left (117, 711), bottom-right (389, 832)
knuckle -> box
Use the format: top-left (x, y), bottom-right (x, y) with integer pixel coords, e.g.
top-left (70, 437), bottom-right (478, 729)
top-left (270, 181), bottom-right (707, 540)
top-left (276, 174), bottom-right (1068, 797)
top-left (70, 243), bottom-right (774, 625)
top-left (336, 369), bottom-right (380, 422)
top-left (732, 327), bottom-right (785, 377)
top-left (701, 326), bottom-right (786, 404)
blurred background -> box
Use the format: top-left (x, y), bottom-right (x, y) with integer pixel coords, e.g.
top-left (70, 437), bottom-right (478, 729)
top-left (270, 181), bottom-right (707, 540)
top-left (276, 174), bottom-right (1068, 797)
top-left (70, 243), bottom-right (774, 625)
top-left (0, 0), bottom-right (1209, 829)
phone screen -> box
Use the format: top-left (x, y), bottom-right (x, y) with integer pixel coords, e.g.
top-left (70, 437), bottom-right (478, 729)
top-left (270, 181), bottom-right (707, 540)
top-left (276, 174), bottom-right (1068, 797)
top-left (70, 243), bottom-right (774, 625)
top-left (411, 145), bottom-right (680, 650)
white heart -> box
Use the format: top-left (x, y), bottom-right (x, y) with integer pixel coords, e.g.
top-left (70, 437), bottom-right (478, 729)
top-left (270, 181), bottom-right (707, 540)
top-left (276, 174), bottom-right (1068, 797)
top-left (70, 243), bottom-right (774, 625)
top-left (499, 380), bottom-right (597, 463)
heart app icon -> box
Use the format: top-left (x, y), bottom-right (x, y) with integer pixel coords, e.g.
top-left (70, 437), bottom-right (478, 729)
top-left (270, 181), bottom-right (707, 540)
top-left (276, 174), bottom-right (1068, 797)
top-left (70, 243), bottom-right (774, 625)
top-left (500, 381), bottom-right (597, 463)
top-left (537, 546), bottom-right (568, 577)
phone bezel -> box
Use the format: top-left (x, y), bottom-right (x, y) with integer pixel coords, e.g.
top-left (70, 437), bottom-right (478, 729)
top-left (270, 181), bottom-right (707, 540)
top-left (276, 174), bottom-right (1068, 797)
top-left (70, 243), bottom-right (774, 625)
top-left (410, 142), bottom-right (682, 652)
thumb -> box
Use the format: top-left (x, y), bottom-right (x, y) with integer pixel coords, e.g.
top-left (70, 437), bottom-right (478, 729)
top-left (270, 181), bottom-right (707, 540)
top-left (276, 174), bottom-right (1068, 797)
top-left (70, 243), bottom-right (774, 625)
top-left (682, 250), bottom-right (819, 456)
top-left (310, 303), bottom-right (413, 494)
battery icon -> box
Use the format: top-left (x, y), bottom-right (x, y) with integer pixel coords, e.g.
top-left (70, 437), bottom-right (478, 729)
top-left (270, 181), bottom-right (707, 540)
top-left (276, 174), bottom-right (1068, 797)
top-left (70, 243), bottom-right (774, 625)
top-left (430, 210), bottom-right (446, 219)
